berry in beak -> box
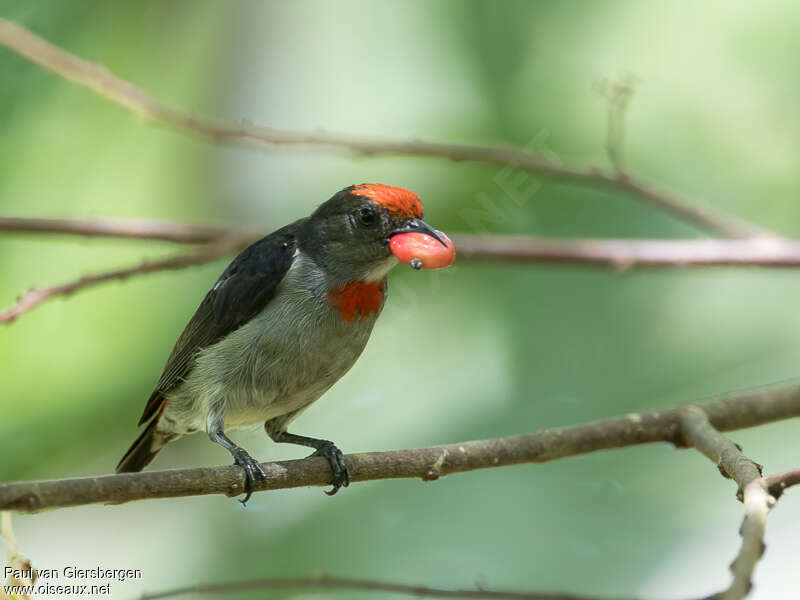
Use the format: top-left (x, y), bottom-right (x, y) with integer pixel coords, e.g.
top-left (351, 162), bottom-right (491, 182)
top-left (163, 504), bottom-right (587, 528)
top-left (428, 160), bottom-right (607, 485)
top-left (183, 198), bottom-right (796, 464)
top-left (389, 219), bottom-right (455, 270)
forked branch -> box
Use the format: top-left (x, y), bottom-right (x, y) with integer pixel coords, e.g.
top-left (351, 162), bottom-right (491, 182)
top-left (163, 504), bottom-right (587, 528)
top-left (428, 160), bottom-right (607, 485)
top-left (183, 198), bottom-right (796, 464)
top-left (679, 407), bottom-right (792, 600)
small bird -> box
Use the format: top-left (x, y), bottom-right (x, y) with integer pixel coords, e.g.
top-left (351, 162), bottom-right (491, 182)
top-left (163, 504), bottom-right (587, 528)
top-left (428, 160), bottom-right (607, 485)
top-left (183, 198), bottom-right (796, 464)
top-left (116, 184), bottom-right (454, 502)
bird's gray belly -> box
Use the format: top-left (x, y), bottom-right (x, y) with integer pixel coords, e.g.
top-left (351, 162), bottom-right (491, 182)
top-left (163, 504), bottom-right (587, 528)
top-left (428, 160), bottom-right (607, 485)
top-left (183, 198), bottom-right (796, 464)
top-left (163, 291), bottom-right (376, 433)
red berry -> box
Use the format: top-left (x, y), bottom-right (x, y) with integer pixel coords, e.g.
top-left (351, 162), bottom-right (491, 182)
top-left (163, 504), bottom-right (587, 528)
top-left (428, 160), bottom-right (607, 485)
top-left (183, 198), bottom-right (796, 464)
top-left (389, 231), bottom-right (455, 269)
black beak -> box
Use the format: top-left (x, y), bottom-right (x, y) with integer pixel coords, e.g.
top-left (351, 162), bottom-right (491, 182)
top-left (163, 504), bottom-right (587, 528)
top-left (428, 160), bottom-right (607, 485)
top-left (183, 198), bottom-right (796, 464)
top-left (390, 218), bottom-right (448, 247)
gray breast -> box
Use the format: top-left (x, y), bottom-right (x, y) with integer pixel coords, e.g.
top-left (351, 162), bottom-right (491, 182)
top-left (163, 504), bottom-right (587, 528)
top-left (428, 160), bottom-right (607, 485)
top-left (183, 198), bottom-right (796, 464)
top-left (165, 252), bottom-right (381, 432)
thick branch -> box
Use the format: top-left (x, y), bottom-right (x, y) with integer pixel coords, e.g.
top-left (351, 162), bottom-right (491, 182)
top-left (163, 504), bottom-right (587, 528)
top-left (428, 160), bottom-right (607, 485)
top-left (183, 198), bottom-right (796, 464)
top-left (137, 574), bottom-right (623, 600)
top-left (1, 381), bottom-right (798, 513)
top-left (0, 18), bottom-right (771, 239)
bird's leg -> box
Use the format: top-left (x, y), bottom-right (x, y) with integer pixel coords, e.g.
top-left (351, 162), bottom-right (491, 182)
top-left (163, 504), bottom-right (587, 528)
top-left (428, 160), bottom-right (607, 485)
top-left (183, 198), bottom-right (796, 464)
top-left (275, 432), bottom-right (350, 496)
top-left (265, 421), bottom-right (350, 495)
top-left (208, 428), bottom-right (266, 505)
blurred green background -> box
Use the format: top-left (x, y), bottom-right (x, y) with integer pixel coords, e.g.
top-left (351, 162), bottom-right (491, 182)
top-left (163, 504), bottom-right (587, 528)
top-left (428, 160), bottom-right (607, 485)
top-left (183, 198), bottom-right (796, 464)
top-left (2, 1), bottom-right (800, 598)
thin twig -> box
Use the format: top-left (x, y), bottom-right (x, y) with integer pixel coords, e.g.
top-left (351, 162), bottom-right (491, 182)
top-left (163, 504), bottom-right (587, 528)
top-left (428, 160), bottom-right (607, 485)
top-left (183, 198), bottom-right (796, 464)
top-left (2, 381), bottom-right (799, 513)
top-left (0, 238), bottom-right (246, 324)
top-left (765, 467), bottom-right (800, 500)
top-left (596, 76), bottom-right (637, 173)
top-left (1, 513), bottom-right (18, 569)
top-left (0, 216), bottom-right (239, 244)
top-left (2, 512), bottom-right (34, 600)
top-left (0, 18), bottom-right (772, 239)
top-left (136, 573), bottom-right (626, 600)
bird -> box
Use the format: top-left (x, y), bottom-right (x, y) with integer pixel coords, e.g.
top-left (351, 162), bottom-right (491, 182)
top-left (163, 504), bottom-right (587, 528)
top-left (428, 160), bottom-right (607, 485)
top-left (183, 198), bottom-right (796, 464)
top-left (115, 183), bottom-right (454, 503)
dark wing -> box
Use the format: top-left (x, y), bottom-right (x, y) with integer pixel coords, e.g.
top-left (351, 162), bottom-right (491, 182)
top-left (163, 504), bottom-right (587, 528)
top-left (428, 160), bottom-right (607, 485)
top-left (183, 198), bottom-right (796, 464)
top-left (137, 223), bottom-right (299, 425)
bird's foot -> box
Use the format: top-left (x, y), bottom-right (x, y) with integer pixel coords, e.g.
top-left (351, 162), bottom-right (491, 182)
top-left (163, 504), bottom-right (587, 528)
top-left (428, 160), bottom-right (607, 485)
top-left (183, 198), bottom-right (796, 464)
top-left (231, 447), bottom-right (267, 505)
top-left (312, 441), bottom-right (350, 496)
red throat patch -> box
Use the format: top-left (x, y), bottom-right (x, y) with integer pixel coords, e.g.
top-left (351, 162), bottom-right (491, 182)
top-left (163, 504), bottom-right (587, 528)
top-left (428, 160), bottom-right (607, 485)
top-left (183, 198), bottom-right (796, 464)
top-left (350, 184), bottom-right (423, 220)
top-left (327, 281), bottom-right (384, 323)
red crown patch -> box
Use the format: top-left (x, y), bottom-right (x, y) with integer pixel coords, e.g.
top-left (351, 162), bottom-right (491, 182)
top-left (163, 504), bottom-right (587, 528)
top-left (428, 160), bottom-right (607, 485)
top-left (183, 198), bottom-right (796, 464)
top-left (350, 184), bottom-right (423, 220)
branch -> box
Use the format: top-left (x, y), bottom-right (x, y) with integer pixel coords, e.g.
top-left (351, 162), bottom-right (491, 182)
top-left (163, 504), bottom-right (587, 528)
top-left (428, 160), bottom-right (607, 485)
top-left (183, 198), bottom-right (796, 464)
top-left (1, 512), bottom-right (34, 600)
top-left (0, 18), bottom-right (772, 239)
top-left (136, 573), bottom-right (625, 600)
top-left (595, 76), bottom-right (637, 173)
top-left (0, 238), bottom-right (247, 324)
top-left (8, 217), bottom-right (800, 325)
top-left (765, 467), bottom-right (800, 500)
top-left (2, 381), bottom-right (799, 513)
top-left (680, 406), bottom-right (763, 494)
top-left (680, 407), bottom-right (800, 600)
top-left (717, 480), bottom-right (772, 600)
top-left (679, 407), bottom-right (773, 600)
top-left (454, 235), bottom-right (800, 268)
top-left (5, 216), bottom-right (800, 267)
top-left (0, 216), bottom-right (239, 244)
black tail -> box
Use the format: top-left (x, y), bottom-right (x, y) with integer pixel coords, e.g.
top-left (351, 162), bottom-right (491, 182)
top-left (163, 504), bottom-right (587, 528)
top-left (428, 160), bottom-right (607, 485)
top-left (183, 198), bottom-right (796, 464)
top-left (116, 417), bottom-right (163, 473)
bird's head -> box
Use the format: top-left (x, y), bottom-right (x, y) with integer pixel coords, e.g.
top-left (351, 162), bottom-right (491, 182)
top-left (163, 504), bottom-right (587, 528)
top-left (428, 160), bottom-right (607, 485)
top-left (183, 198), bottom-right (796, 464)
top-left (299, 184), bottom-right (454, 283)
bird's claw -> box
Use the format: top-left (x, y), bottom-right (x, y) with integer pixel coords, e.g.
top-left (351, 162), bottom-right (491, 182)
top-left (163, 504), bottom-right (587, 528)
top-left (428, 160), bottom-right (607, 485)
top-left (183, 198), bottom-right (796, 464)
top-left (232, 447), bottom-right (267, 505)
top-left (312, 441), bottom-right (350, 496)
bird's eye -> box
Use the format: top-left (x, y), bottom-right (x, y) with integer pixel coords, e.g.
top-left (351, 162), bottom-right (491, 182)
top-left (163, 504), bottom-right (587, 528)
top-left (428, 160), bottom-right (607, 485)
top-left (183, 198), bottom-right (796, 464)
top-left (357, 206), bottom-right (376, 227)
